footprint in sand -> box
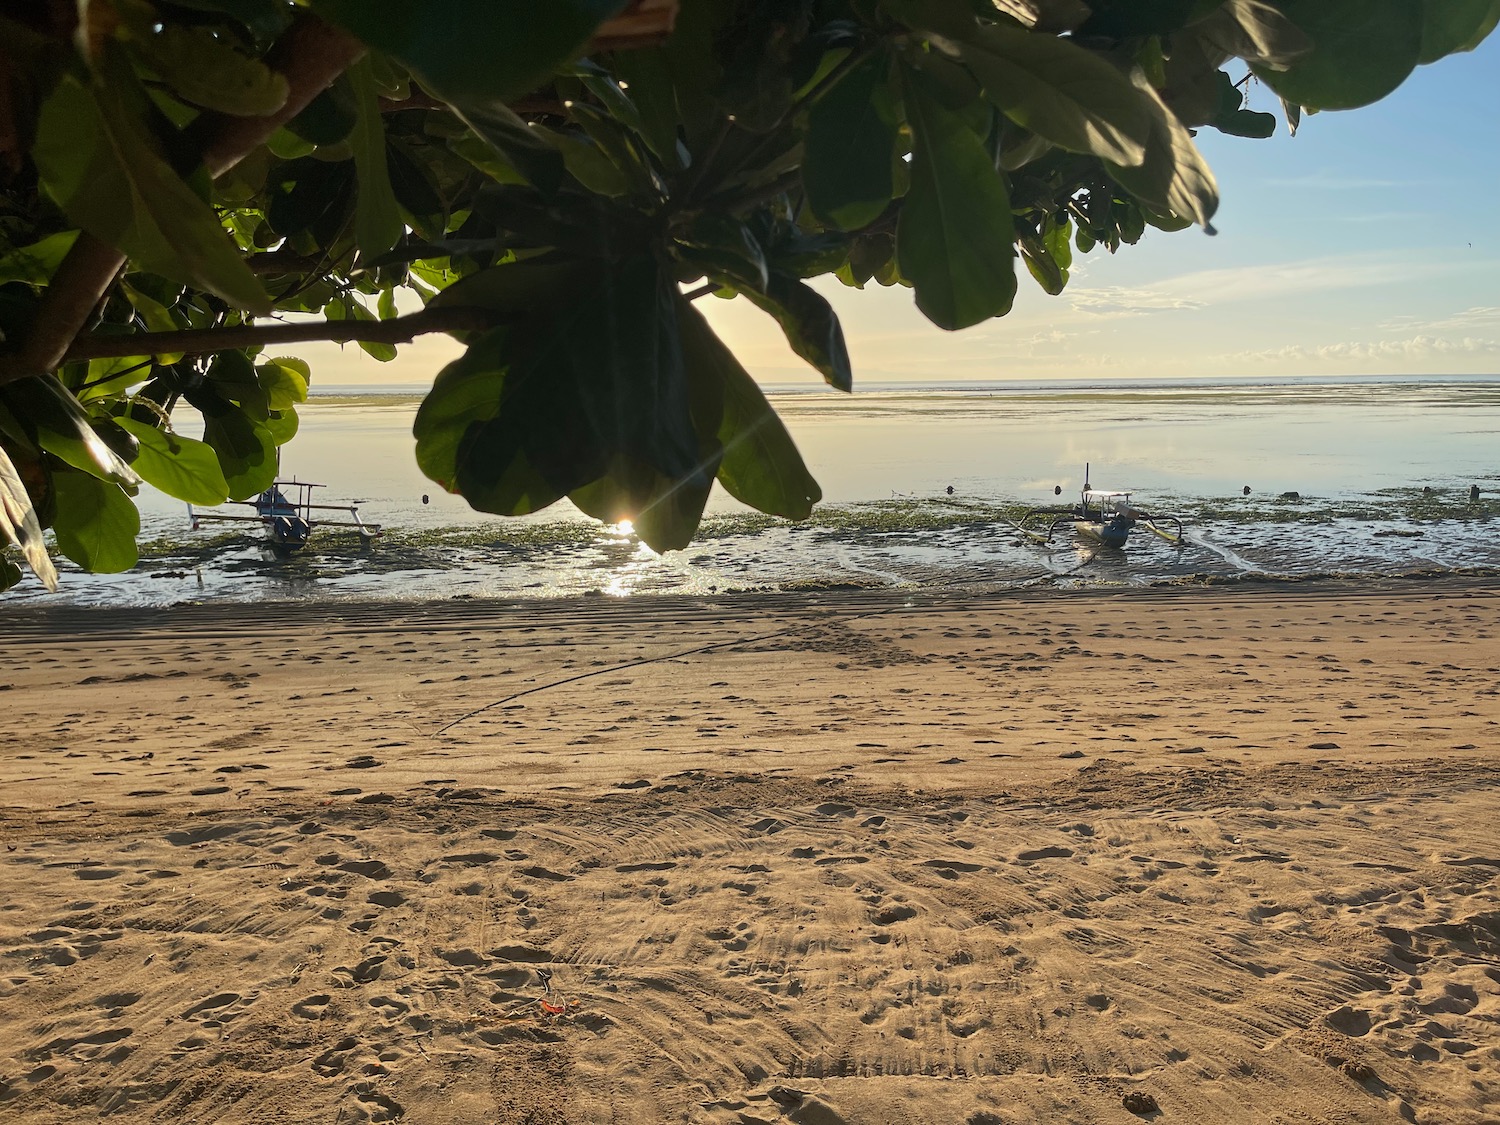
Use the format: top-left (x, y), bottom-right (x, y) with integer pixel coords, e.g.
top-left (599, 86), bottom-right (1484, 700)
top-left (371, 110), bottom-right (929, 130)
top-left (292, 994), bottom-right (331, 1020)
top-left (181, 990), bottom-right (257, 1028)
top-left (311, 1036), bottom-right (358, 1076)
top-left (873, 904), bottom-right (918, 926)
top-left (352, 1085), bottom-right (406, 1122)
top-left (1016, 845), bottom-right (1075, 862)
top-left (332, 956), bottom-right (387, 985)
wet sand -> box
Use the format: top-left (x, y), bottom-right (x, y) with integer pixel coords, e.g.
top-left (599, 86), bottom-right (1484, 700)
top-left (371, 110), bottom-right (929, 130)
top-left (2, 578), bottom-right (1498, 1123)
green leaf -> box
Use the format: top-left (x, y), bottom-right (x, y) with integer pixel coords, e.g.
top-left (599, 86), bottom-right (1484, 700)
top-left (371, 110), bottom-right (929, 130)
top-left (0, 552), bottom-right (21, 593)
top-left (1076, 0), bottom-right (1223, 38)
top-left (113, 417), bottom-right (229, 505)
top-left (52, 471), bottom-right (140, 573)
top-left (608, 49), bottom-right (687, 169)
top-left (332, 297), bottom-right (398, 362)
top-left (310, 0), bottom-right (631, 103)
top-left (31, 62), bottom-right (271, 313)
top-left (1418, 0), bottom-right (1500, 62)
top-left (126, 23), bottom-right (290, 115)
top-left (165, 0), bottom-right (293, 42)
top-left (264, 409), bottom-right (299, 446)
top-left (1252, 0), bottom-right (1424, 110)
top-left (673, 213), bottom-right (770, 293)
top-left (257, 357), bottom-right (310, 410)
top-left (1196, 0), bottom-right (1312, 69)
top-left (414, 327), bottom-right (548, 506)
top-left (551, 133), bottom-right (633, 196)
top-left (678, 304), bottom-right (821, 521)
top-left (429, 258), bottom-right (588, 318)
top-left (0, 443), bottom-right (57, 591)
top-left (421, 257), bottom-right (709, 527)
top-left (1020, 218), bottom-right (1072, 295)
top-left (897, 70), bottom-right (1018, 331)
top-left (3, 376), bottom-right (140, 485)
top-left (803, 52), bottom-right (899, 231)
top-left (944, 21), bottom-right (1155, 167)
top-left (198, 401), bottom-right (278, 499)
top-left (1103, 74), bottom-right (1219, 229)
top-left (741, 275), bottom-right (853, 391)
top-left (568, 102), bottom-right (663, 199)
top-left (348, 58), bottom-right (404, 259)
top-left (207, 350), bottom-right (270, 420)
top-left (286, 77), bottom-right (359, 146)
top-left (0, 230), bottom-right (79, 286)
top-left (450, 100), bottom-right (566, 195)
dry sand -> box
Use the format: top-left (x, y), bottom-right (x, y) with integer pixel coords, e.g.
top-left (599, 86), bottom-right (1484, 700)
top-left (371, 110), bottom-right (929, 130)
top-left (1, 578), bottom-right (1498, 1123)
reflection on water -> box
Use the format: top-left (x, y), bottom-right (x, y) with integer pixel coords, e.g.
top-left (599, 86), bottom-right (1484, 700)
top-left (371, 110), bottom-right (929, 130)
top-left (14, 376), bottom-right (1500, 605)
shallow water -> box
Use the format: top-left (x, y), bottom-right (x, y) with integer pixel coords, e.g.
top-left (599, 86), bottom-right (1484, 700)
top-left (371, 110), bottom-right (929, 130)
top-left (13, 375), bottom-right (1500, 606)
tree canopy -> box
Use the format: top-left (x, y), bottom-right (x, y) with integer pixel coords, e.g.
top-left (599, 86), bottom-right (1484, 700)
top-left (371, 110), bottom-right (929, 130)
top-left (0, 0), bottom-right (1495, 592)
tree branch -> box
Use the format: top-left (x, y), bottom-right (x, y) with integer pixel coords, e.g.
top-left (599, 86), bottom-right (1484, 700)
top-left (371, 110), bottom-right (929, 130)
top-left (0, 14), bottom-right (365, 387)
top-left (63, 306), bottom-right (498, 362)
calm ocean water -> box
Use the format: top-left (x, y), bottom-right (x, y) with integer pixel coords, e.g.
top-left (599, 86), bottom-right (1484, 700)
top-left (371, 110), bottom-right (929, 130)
top-left (12, 375), bottom-right (1500, 606)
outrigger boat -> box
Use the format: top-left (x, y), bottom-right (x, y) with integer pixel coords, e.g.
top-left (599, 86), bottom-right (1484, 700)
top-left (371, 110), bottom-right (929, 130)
top-left (1012, 466), bottom-right (1183, 549)
top-left (188, 479), bottom-right (381, 555)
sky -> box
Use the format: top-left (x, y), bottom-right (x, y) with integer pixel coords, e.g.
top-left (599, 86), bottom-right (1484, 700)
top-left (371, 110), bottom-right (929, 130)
top-left (310, 33), bottom-right (1500, 386)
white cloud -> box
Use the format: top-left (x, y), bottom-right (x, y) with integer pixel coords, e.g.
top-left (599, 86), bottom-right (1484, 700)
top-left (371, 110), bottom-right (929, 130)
top-left (1064, 253), bottom-right (1480, 317)
top-left (1382, 306), bottom-right (1500, 333)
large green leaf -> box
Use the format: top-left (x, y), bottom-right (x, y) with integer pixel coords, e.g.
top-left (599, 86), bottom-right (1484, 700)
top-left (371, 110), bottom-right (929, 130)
top-left (897, 72), bottom-right (1018, 331)
top-left (1418, 0), bottom-right (1500, 62)
top-left (30, 61), bottom-right (270, 313)
top-left (52, 471), bottom-right (140, 573)
top-left (311, 0), bottom-right (631, 102)
top-left (741, 275), bottom-right (853, 391)
top-left (114, 417), bottom-right (230, 505)
top-left (429, 258), bottom-right (589, 318)
top-left (944, 21), bottom-right (1154, 167)
top-left (126, 22), bottom-right (290, 115)
top-left (1103, 74), bottom-right (1219, 229)
top-left (1076, 0), bottom-right (1223, 37)
top-left (348, 58), bottom-right (404, 259)
top-left (0, 230), bottom-right (80, 286)
top-left (1252, 0), bottom-right (1424, 110)
top-left (1196, 0), bottom-right (1312, 68)
top-left (566, 291), bottom-right (727, 552)
top-left (257, 357), bottom-right (311, 410)
top-left (607, 49), bottom-right (687, 170)
top-left (197, 401), bottom-right (278, 499)
top-left (450, 101), bottom-right (566, 195)
top-left (0, 443), bottom-right (57, 591)
top-left (414, 328), bottom-right (532, 500)
top-left (3, 377), bottom-right (140, 485)
top-left (673, 213), bottom-right (770, 294)
top-left (286, 77), bottom-right (359, 146)
top-left (803, 52), bottom-right (899, 231)
top-left (421, 258), bottom-right (709, 531)
top-left (206, 350), bottom-right (271, 420)
top-left (677, 304), bottom-right (821, 521)
top-left (165, 0), bottom-right (293, 42)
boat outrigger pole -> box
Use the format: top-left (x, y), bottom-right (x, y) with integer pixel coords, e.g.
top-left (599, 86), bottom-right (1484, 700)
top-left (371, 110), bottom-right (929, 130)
top-left (1014, 468), bottom-right (1185, 549)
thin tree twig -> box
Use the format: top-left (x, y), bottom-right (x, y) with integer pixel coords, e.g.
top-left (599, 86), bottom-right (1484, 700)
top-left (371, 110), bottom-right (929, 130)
top-left (63, 306), bottom-right (498, 361)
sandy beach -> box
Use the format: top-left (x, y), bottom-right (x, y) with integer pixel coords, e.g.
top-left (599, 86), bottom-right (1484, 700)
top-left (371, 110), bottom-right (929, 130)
top-left (2, 578), bottom-right (1497, 1123)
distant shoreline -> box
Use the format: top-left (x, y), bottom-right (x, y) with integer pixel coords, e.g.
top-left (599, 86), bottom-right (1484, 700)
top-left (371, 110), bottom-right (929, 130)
top-left (305, 370), bottom-right (1500, 402)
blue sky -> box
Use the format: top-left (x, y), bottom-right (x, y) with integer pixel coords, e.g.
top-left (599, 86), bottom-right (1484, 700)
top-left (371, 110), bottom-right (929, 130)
top-left (317, 33), bottom-right (1500, 385)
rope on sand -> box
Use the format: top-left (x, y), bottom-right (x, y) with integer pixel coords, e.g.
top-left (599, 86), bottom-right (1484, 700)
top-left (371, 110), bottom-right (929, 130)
top-left (433, 551), bottom-right (1099, 735)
